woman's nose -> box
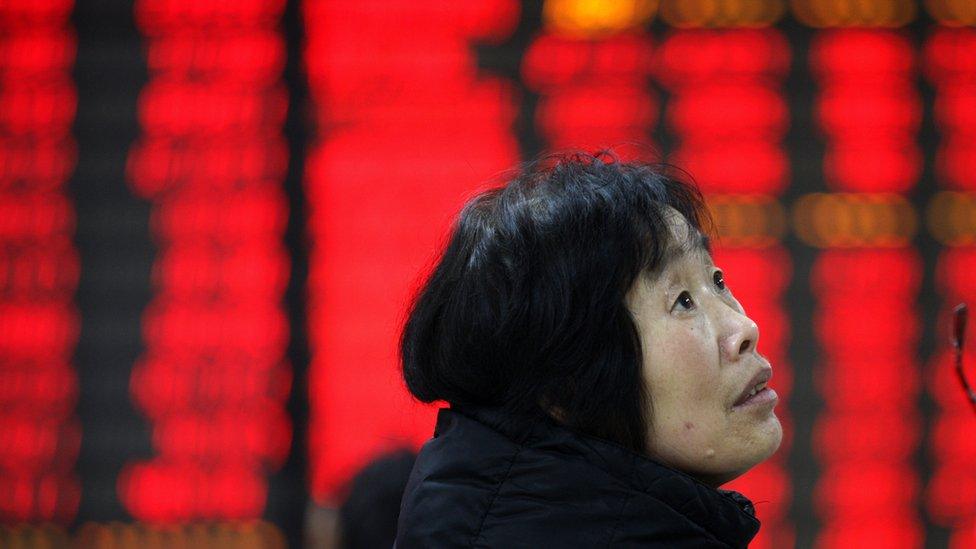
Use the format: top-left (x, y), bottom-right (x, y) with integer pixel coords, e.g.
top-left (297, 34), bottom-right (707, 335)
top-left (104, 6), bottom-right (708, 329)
top-left (722, 309), bottom-right (760, 362)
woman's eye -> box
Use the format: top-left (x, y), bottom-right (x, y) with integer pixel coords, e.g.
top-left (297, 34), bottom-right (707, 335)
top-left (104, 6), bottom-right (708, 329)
top-left (713, 270), bottom-right (726, 290)
top-left (674, 291), bottom-right (694, 310)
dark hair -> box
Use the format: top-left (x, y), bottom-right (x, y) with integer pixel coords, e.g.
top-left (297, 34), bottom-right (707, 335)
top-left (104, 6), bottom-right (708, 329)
top-left (400, 152), bottom-right (710, 453)
top-left (338, 448), bottom-right (417, 549)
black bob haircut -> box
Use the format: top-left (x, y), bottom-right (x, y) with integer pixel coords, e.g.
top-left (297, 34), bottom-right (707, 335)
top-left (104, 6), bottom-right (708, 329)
top-left (400, 152), bottom-right (711, 454)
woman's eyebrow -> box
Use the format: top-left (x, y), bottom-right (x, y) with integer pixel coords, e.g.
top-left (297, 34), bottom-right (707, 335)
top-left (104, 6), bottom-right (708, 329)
top-left (662, 230), bottom-right (710, 264)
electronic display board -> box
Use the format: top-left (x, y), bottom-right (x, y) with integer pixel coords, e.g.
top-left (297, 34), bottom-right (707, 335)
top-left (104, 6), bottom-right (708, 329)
top-left (1, 0), bottom-right (975, 546)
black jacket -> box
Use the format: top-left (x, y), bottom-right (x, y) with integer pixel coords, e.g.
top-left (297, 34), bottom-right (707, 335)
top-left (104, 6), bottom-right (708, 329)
top-left (396, 405), bottom-right (760, 548)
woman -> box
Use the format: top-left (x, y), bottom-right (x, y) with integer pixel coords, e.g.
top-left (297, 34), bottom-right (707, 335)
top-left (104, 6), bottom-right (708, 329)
top-left (395, 153), bottom-right (782, 548)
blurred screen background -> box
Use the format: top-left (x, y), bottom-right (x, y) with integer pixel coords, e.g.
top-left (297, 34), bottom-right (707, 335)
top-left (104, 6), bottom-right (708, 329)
top-left (1, 0), bottom-right (976, 546)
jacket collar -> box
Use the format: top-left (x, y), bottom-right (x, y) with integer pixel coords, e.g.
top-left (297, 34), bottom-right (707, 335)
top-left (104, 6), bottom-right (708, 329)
top-left (446, 404), bottom-right (760, 547)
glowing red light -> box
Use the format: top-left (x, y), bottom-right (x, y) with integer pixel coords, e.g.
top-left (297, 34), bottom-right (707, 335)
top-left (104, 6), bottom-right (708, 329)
top-left (524, 33), bottom-right (657, 155)
top-left (146, 32), bottom-right (284, 85)
top-left (817, 358), bottom-right (918, 412)
top-left (675, 141), bottom-right (787, 194)
top-left (523, 34), bottom-right (654, 90)
top-left (810, 29), bottom-right (923, 545)
top-left (536, 85), bottom-right (658, 151)
top-left (119, 461), bottom-right (266, 522)
top-left (812, 30), bottom-right (920, 193)
top-left (923, 28), bottom-right (976, 85)
top-left (134, 0), bottom-right (285, 34)
top-left (304, 0), bottom-right (519, 502)
top-left (128, 136), bottom-right (288, 198)
top-left (927, 245), bottom-right (976, 528)
top-left (0, 137), bottom-right (77, 192)
top-left (818, 515), bottom-right (922, 549)
top-left (122, 0), bottom-right (291, 522)
top-left (670, 84), bottom-right (788, 140)
top-left (815, 411), bottom-right (920, 461)
top-left (0, 81), bottom-right (76, 136)
top-left (811, 30), bottom-right (914, 81)
top-left (927, 29), bottom-right (976, 192)
top-left (817, 463), bottom-right (920, 517)
top-left (656, 29), bottom-right (790, 88)
top-left (812, 249), bottom-right (922, 297)
top-left (0, 0), bottom-right (79, 522)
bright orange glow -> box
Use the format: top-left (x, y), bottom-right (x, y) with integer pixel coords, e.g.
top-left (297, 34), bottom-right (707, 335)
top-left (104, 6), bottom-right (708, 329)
top-left (660, 0), bottom-right (784, 28)
top-left (793, 193), bottom-right (917, 248)
top-left (707, 194), bottom-right (787, 247)
top-left (72, 520), bottom-right (285, 548)
top-left (927, 192), bottom-right (976, 246)
top-left (791, 0), bottom-right (916, 27)
top-left (543, 0), bottom-right (657, 37)
top-left (0, 525), bottom-right (70, 546)
top-left (926, 0), bottom-right (976, 26)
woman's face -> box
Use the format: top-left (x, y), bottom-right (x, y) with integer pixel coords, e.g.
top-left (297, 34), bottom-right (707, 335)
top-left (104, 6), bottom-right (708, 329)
top-left (626, 212), bottom-right (782, 487)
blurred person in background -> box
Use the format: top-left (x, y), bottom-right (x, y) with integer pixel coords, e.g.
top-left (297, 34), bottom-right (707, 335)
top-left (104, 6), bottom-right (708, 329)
top-left (396, 153), bottom-right (782, 548)
top-left (306, 448), bottom-right (416, 549)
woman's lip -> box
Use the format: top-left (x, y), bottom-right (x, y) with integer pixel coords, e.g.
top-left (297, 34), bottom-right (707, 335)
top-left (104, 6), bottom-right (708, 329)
top-left (732, 387), bottom-right (778, 410)
top-left (734, 367), bottom-right (773, 406)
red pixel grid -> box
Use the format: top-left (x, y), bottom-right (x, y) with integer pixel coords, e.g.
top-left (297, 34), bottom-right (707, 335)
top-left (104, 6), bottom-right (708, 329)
top-left (120, 0), bottom-right (292, 522)
top-left (925, 27), bottom-right (976, 547)
top-left (0, 0), bottom-right (81, 524)
top-left (523, 32), bottom-right (657, 156)
top-left (304, 0), bottom-right (520, 503)
top-left (810, 29), bottom-right (924, 548)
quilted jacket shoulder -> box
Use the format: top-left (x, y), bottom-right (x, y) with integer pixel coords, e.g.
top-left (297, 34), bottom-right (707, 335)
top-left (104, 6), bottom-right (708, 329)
top-left (396, 405), bottom-right (760, 548)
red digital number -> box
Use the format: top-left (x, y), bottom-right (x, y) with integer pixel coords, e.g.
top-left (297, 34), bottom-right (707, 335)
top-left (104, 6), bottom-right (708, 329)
top-left (120, 0), bottom-right (290, 522)
top-left (0, 0), bottom-right (80, 524)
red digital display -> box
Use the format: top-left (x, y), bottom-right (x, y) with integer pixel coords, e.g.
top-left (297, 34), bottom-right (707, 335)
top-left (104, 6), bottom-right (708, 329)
top-left (658, 30), bottom-right (790, 195)
top-left (925, 28), bottom-right (976, 193)
top-left (923, 28), bottom-right (976, 548)
top-left (523, 33), bottom-right (657, 155)
top-left (811, 252), bottom-right (924, 547)
top-left (303, 0), bottom-right (520, 503)
top-left (119, 0), bottom-right (291, 522)
top-left (810, 28), bottom-right (924, 547)
top-left (0, 0), bottom-right (80, 524)
top-left (811, 31), bottom-right (921, 193)
top-left (659, 28), bottom-right (794, 549)
top-left (926, 251), bottom-right (976, 536)
top-left (2, 2), bottom-right (974, 544)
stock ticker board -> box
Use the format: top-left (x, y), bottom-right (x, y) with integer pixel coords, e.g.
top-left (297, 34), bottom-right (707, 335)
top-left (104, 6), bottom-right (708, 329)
top-left (1, 0), bottom-right (976, 547)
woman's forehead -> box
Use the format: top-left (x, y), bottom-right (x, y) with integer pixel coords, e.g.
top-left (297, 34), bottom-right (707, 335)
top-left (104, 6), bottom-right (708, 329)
top-left (660, 211), bottom-right (711, 266)
top-left (660, 204), bottom-right (708, 245)
top-left (662, 244), bottom-right (713, 280)
top-left (641, 240), bottom-right (713, 289)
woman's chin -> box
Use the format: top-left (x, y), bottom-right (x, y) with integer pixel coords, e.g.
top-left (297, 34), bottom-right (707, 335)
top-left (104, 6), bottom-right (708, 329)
top-left (697, 420), bottom-right (784, 487)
